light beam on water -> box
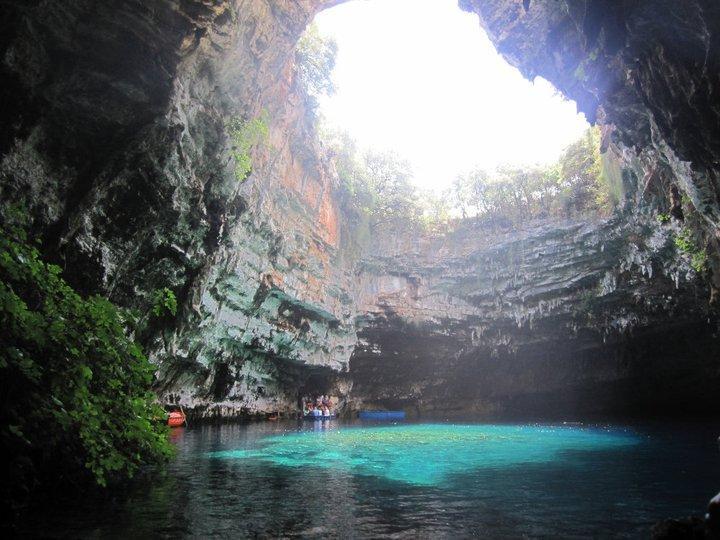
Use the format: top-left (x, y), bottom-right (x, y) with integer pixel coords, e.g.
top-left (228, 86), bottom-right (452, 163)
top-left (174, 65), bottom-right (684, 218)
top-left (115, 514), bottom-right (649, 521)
top-left (208, 424), bottom-right (639, 486)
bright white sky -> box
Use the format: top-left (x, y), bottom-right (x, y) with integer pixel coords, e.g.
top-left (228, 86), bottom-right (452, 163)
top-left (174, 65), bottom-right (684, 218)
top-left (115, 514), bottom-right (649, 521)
top-left (314, 0), bottom-right (589, 191)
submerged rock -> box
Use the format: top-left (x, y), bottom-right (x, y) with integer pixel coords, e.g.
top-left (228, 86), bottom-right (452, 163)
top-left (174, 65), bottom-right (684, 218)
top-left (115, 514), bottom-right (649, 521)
top-left (651, 492), bottom-right (720, 540)
top-left (709, 493), bottom-right (720, 535)
top-left (651, 517), bottom-right (709, 539)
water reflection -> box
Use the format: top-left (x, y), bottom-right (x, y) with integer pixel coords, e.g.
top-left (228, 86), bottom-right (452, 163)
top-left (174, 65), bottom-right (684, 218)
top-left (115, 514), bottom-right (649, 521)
top-left (22, 420), bottom-right (720, 539)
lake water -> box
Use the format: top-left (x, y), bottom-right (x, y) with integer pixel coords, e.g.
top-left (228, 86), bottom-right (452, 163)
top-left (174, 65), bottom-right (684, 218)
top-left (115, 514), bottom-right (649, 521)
top-left (25, 420), bottom-right (720, 538)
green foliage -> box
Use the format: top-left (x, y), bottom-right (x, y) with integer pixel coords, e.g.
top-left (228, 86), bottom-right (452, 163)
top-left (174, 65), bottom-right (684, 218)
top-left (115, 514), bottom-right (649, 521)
top-left (323, 129), bottom-right (425, 235)
top-left (557, 126), bottom-right (610, 214)
top-left (577, 288), bottom-right (600, 316)
top-left (325, 126), bottom-right (615, 235)
top-left (599, 149), bottom-right (624, 208)
top-left (151, 287), bottom-right (177, 318)
top-left (573, 48), bottom-right (599, 82)
top-left (691, 250), bottom-right (709, 274)
top-left (0, 214), bottom-right (172, 512)
top-left (227, 111), bottom-right (269, 182)
top-left (674, 228), bottom-right (696, 253)
top-left (674, 228), bottom-right (708, 273)
top-left (418, 189), bottom-right (451, 233)
top-left (657, 213), bottom-right (671, 224)
top-left (444, 126), bottom-right (618, 226)
top-left (364, 151), bottom-right (423, 228)
top-left (296, 23), bottom-right (338, 102)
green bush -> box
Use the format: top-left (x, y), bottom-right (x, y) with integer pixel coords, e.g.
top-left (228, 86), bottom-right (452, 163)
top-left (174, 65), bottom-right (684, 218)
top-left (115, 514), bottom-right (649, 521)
top-left (227, 111), bottom-right (269, 182)
top-left (577, 288), bottom-right (600, 316)
top-left (674, 228), bottom-right (708, 273)
top-left (441, 126), bottom-right (618, 227)
top-left (0, 214), bottom-right (172, 515)
top-left (151, 287), bottom-right (177, 318)
top-left (326, 127), bottom-right (617, 234)
top-left (296, 23), bottom-right (337, 100)
top-left (322, 128), bottom-right (426, 233)
top-left (691, 250), bottom-right (708, 273)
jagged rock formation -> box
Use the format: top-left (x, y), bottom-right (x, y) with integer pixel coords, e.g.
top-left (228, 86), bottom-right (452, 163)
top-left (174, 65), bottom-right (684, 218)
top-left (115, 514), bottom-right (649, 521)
top-left (464, 0), bottom-right (720, 219)
top-left (1, 0), bottom-right (719, 418)
top-left (1, 0), bottom-right (359, 417)
top-left (463, 0), bottom-right (720, 295)
top-left (352, 210), bottom-right (718, 417)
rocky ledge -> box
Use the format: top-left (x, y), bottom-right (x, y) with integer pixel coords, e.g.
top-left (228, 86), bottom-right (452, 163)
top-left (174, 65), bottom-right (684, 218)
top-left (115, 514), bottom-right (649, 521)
top-left (0, 0), bottom-right (718, 421)
top-left (350, 207), bottom-right (718, 417)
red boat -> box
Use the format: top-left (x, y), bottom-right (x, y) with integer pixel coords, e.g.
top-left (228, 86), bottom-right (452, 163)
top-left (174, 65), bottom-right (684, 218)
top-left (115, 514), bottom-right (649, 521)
top-left (166, 406), bottom-right (186, 427)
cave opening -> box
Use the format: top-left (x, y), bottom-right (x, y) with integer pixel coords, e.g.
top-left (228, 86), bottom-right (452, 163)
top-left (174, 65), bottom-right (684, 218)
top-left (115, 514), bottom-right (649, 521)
top-left (294, 0), bottom-right (719, 421)
top-left (2, 0), bottom-right (720, 534)
top-left (308, 0), bottom-right (610, 234)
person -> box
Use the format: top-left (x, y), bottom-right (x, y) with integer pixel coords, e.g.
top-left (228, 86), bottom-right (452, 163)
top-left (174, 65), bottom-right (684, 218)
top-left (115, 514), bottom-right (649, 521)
top-left (322, 395), bottom-right (330, 407)
top-left (315, 395), bottom-right (322, 407)
top-left (322, 405), bottom-right (330, 417)
top-left (312, 406), bottom-right (321, 417)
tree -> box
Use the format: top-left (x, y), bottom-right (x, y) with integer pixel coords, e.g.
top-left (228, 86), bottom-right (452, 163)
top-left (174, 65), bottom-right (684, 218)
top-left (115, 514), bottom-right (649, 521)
top-left (444, 126), bottom-right (613, 226)
top-left (535, 166), bottom-right (561, 216)
top-left (226, 112), bottom-right (269, 182)
top-left (557, 126), bottom-right (603, 215)
top-left (446, 175), bottom-right (472, 219)
top-left (0, 211), bottom-right (172, 517)
top-left (296, 23), bottom-right (338, 102)
top-left (323, 129), bottom-right (425, 226)
top-left (322, 127), bottom-right (374, 220)
top-left (364, 151), bottom-right (422, 228)
top-left (419, 189), bottom-right (451, 233)
top-left (467, 168), bottom-right (491, 216)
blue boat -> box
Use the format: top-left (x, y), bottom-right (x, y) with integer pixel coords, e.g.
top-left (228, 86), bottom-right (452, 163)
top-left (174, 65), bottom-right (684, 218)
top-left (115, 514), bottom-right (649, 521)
top-left (358, 410), bottom-right (405, 421)
top-left (303, 414), bottom-right (337, 421)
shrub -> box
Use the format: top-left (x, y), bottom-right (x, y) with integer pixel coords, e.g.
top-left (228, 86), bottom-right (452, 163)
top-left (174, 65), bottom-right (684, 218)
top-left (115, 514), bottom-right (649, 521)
top-left (151, 287), bottom-right (177, 318)
top-left (691, 250), bottom-right (708, 274)
top-left (296, 23), bottom-right (337, 101)
top-left (577, 288), bottom-right (600, 316)
top-left (0, 214), bottom-right (172, 516)
top-left (227, 111), bottom-right (269, 182)
top-left (442, 126), bottom-right (618, 226)
top-left (674, 228), bottom-right (708, 273)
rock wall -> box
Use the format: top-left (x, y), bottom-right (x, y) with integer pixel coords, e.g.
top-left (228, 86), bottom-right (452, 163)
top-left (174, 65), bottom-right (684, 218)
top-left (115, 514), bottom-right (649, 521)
top-left (463, 0), bottom-right (720, 218)
top-left (351, 208), bottom-right (719, 418)
top-left (462, 0), bottom-right (720, 295)
top-left (0, 0), bottom-right (718, 419)
top-left (0, 0), bottom-right (361, 418)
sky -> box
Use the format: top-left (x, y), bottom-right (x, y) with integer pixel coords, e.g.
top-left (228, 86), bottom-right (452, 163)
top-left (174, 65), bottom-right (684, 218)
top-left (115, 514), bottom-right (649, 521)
top-left (314, 0), bottom-right (589, 191)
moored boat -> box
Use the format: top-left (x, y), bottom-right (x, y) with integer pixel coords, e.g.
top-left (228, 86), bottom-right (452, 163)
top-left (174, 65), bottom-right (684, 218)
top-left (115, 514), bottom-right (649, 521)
top-left (166, 406), bottom-right (187, 427)
top-left (358, 410), bottom-right (405, 421)
top-left (303, 414), bottom-right (337, 421)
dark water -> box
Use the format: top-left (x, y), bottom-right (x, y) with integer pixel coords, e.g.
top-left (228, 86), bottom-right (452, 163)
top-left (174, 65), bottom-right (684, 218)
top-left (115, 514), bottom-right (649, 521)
top-left (24, 420), bottom-right (720, 538)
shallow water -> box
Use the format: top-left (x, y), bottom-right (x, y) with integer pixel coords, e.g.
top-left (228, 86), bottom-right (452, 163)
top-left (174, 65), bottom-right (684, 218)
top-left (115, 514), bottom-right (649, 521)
top-left (26, 420), bottom-right (720, 538)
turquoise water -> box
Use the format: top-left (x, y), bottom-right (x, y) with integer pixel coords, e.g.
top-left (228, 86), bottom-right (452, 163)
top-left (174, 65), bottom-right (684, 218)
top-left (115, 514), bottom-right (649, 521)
top-left (209, 423), bottom-right (639, 486)
top-left (22, 420), bottom-right (720, 538)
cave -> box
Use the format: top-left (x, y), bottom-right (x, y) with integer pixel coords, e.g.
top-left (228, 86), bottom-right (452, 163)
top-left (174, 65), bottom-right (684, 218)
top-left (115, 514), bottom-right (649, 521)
top-left (2, 0), bottom-right (720, 536)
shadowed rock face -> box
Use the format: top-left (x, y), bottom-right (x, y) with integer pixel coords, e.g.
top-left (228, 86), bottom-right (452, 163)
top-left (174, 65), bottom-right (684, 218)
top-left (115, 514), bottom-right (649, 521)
top-left (0, 0), bottom-right (719, 418)
top-left (463, 0), bottom-right (720, 232)
top-left (351, 214), bottom-right (719, 417)
top-left (1, 0), bottom-right (357, 417)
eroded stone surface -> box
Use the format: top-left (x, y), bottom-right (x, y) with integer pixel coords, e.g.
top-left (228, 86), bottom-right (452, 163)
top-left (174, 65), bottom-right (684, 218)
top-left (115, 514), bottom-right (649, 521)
top-left (0, 0), bottom-right (719, 418)
top-left (351, 209), bottom-right (718, 417)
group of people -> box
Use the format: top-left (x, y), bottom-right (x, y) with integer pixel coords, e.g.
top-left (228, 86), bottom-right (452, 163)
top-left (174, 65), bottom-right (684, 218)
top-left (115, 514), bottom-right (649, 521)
top-left (302, 395), bottom-right (334, 417)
